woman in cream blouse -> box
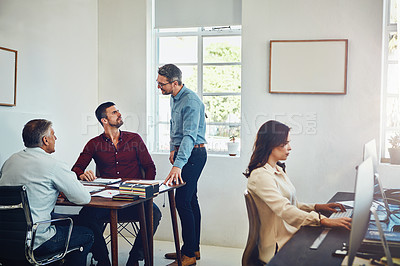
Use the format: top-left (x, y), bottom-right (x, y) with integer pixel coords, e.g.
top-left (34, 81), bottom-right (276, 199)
top-left (244, 120), bottom-right (351, 264)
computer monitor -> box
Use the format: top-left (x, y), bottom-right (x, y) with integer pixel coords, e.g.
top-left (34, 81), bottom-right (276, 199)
top-left (347, 158), bottom-right (393, 266)
top-left (370, 208), bottom-right (393, 266)
top-left (374, 173), bottom-right (390, 222)
top-left (363, 139), bottom-right (390, 221)
top-left (347, 158), bottom-right (374, 266)
top-left (363, 139), bottom-right (378, 174)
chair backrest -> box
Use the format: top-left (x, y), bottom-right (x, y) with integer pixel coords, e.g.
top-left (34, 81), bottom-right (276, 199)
top-left (242, 190), bottom-right (263, 266)
top-left (0, 185), bottom-right (32, 261)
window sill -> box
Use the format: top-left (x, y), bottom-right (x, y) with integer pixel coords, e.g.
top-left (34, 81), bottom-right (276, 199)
top-left (380, 162), bottom-right (400, 167)
top-left (151, 151), bottom-right (240, 158)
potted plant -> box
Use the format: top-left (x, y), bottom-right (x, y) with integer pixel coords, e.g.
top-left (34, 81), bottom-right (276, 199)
top-left (388, 133), bottom-right (400, 164)
top-left (227, 135), bottom-right (240, 156)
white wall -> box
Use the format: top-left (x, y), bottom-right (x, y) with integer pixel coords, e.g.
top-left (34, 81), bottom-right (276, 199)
top-left (98, 0), bottom-right (148, 136)
top-left (0, 0), bottom-right (99, 167)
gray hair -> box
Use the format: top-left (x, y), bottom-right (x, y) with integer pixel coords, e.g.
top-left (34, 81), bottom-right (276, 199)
top-left (22, 119), bottom-right (53, 148)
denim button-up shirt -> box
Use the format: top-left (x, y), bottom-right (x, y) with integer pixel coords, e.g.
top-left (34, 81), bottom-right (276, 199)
top-left (170, 85), bottom-right (206, 169)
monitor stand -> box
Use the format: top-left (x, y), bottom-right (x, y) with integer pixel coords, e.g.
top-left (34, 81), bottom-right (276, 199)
top-left (370, 207), bottom-right (393, 266)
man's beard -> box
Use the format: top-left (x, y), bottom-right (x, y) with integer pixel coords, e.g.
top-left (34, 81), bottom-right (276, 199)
top-left (161, 89), bottom-right (171, 95)
top-left (109, 119), bottom-right (124, 128)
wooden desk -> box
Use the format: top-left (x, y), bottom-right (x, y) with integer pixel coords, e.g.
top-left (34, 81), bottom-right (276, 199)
top-left (57, 193), bottom-right (152, 266)
top-left (57, 183), bottom-right (184, 266)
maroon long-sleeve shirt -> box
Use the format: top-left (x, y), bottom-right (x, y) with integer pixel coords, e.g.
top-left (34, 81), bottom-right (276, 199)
top-left (72, 131), bottom-right (156, 181)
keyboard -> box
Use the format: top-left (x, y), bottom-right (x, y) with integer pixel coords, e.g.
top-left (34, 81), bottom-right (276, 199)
top-left (329, 209), bottom-right (353, 218)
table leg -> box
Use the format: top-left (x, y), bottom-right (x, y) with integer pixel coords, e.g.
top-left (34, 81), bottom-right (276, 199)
top-left (138, 202), bottom-right (151, 266)
top-left (145, 199), bottom-right (154, 266)
top-left (168, 190), bottom-right (182, 266)
top-left (110, 209), bottom-right (118, 266)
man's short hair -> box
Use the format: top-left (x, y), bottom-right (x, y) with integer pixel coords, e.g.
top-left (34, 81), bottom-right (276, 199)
top-left (158, 64), bottom-right (182, 85)
top-left (95, 102), bottom-right (115, 126)
top-left (22, 119), bottom-right (53, 148)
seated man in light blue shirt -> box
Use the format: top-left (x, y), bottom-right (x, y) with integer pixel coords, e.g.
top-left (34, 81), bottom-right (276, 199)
top-left (0, 119), bottom-right (94, 266)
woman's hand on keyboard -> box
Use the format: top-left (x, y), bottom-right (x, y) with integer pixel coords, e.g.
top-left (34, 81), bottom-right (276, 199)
top-left (315, 203), bottom-right (346, 213)
top-left (321, 217), bottom-right (352, 230)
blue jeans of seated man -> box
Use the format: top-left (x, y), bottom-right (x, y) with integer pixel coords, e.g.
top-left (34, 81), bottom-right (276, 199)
top-left (78, 202), bottom-right (162, 265)
top-left (175, 147), bottom-right (207, 258)
top-left (34, 225), bottom-right (94, 266)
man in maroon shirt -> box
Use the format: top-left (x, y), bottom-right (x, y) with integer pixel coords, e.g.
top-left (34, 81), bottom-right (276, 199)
top-left (72, 102), bottom-right (161, 266)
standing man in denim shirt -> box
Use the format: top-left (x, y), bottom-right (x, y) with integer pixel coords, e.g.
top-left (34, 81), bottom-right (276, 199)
top-left (157, 64), bottom-right (207, 266)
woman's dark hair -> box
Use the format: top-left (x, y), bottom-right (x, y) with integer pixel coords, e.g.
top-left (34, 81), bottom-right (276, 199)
top-left (243, 120), bottom-right (290, 178)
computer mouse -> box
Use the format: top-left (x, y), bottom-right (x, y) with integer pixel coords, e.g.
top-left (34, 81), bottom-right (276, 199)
top-left (392, 225), bottom-right (400, 232)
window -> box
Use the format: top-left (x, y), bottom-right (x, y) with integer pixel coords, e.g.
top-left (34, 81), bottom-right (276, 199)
top-left (382, 0), bottom-right (398, 160)
top-left (150, 26), bottom-right (242, 154)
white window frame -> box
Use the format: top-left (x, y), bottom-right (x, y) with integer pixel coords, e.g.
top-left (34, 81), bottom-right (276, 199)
top-left (381, 0), bottom-right (398, 162)
top-left (149, 26), bottom-right (242, 154)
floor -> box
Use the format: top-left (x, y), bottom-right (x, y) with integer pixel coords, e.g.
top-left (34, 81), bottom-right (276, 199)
top-left (92, 238), bottom-right (243, 266)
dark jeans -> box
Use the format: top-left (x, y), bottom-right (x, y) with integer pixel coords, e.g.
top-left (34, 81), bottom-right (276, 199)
top-left (175, 147), bottom-right (207, 258)
top-left (34, 225), bottom-right (94, 266)
top-left (77, 202), bottom-right (162, 265)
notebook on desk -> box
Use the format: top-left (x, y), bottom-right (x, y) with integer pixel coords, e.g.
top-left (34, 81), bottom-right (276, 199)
top-left (80, 178), bottom-right (122, 186)
top-left (83, 185), bottom-right (105, 193)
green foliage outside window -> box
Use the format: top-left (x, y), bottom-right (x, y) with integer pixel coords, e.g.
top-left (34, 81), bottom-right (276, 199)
top-left (185, 42), bottom-right (241, 126)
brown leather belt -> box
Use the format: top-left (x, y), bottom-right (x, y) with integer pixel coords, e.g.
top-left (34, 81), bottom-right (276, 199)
top-left (175, 143), bottom-right (205, 151)
top-left (193, 144), bottom-right (205, 148)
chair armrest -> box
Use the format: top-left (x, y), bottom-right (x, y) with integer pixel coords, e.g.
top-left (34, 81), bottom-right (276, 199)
top-left (27, 217), bottom-right (74, 265)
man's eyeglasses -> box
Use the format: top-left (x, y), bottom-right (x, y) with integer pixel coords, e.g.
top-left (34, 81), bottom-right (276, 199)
top-left (156, 81), bottom-right (173, 89)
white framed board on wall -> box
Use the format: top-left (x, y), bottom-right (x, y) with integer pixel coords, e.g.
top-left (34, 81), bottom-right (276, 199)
top-left (269, 39), bottom-right (348, 94)
top-left (0, 47), bottom-right (18, 106)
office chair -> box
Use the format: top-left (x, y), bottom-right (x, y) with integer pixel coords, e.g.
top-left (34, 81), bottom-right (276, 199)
top-left (0, 185), bottom-right (82, 266)
top-left (242, 190), bottom-right (264, 266)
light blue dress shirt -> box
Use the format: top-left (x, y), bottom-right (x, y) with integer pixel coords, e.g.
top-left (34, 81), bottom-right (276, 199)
top-left (0, 147), bottom-right (90, 249)
top-left (170, 85), bottom-right (207, 169)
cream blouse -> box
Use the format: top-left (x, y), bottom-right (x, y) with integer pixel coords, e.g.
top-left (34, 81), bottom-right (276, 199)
top-left (247, 163), bottom-right (322, 263)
